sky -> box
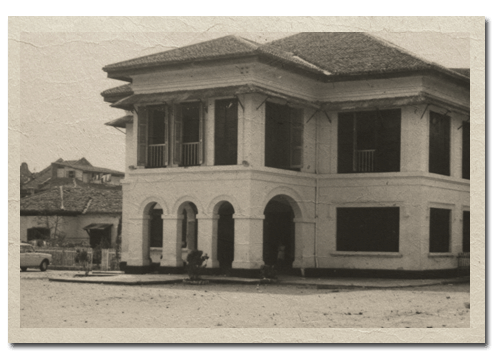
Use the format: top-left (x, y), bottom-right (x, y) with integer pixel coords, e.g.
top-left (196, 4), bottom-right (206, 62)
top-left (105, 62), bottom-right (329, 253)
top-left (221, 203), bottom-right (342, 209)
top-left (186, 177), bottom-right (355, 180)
top-left (19, 31), bottom-right (470, 174)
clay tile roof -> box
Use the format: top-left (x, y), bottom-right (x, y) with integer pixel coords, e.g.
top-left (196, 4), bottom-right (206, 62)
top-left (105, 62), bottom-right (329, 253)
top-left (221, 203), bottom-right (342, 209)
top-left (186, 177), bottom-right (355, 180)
top-left (51, 161), bottom-right (124, 176)
top-left (105, 115), bottom-right (133, 128)
top-left (102, 32), bottom-right (469, 85)
top-left (103, 35), bottom-right (259, 73)
top-left (101, 83), bottom-right (134, 103)
top-left (264, 32), bottom-right (466, 81)
top-left (20, 186), bottom-right (122, 214)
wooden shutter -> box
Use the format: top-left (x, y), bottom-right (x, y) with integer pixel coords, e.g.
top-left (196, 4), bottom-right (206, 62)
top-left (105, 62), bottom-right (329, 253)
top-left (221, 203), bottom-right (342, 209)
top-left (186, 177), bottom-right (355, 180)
top-left (164, 105), bottom-right (169, 166)
top-left (429, 111), bottom-right (451, 176)
top-left (462, 121), bottom-right (470, 179)
top-left (338, 112), bottom-right (355, 173)
top-left (290, 108), bottom-right (304, 169)
top-left (137, 107), bottom-right (148, 167)
top-left (173, 105), bottom-right (182, 165)
top-left (376, 109), bottom-right (401, 172)
top-left (198, 102), bottom-right (205, 165)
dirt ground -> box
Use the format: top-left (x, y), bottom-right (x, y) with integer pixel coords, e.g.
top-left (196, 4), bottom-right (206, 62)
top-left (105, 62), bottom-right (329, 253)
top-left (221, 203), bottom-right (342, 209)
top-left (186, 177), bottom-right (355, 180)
top-left (20, 270), bottom-right (470, 328)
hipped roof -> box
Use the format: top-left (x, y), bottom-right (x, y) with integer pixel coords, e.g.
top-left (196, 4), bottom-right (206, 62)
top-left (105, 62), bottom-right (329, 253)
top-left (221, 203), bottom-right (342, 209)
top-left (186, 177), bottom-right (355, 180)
top-left (103, 33), bottom-right (469, 85)
top-left (20, 186), bottom-right (122, 215)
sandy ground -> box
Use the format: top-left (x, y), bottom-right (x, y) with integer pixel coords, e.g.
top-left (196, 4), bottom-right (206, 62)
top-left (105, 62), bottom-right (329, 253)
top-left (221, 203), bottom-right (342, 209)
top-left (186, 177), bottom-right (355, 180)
top-left (20, 270), bottom-right (470, 328)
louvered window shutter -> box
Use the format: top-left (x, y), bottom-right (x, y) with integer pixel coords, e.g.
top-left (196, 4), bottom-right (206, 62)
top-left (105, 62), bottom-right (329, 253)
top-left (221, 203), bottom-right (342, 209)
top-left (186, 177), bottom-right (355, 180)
top-left (164, 105), bottom-right (169, 166)
top-left (173, 105), bottom-right (183, 165)
top-left (137, 107), bottom-right (148, 167)
top-left (290, 108), bottom-right (304, 169)
top-left (198, 102), bottom-right (205, 165)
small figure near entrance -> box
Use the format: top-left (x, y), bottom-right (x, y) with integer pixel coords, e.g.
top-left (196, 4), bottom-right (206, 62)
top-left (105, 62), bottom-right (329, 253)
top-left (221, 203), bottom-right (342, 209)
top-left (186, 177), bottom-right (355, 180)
top-left (276, 244), bottom-right (286, 271)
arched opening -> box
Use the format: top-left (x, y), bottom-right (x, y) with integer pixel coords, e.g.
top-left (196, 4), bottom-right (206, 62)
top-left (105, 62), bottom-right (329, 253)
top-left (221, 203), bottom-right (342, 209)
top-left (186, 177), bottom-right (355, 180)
top-left (149, 203), bottom-right (164, 266)
top-left (216, 202), bottom-right (235, 272)
top-left (263, 195), bottom-right (295, 272)
top-left (178, 202), bottom-right (198, 261)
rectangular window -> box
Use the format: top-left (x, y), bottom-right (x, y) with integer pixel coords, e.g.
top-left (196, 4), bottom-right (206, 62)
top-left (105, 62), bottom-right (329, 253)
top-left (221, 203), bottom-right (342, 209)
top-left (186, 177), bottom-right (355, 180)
top-left (337, 207), bottom-right (400, 252)
top-left (462, 122), bottom-right (470, 179)
top-left (215, 99), bottom-right (238, 166)
top-left (429, 208), bottom-right (451, 252)
top-left (174, 102), bottom-right (204, 167)
top-left (67, 170), bottom-right (75, 178)
top-left (463, 211), bottom-right (470, 253)
top-left (137, 103), bottom-right (205, 168)
top-left (429, 111), bottom-right (451, 176)
top-left (265, 102), bottom-right (303, 171)
top-left (338, 109), bottom-right (401, 173)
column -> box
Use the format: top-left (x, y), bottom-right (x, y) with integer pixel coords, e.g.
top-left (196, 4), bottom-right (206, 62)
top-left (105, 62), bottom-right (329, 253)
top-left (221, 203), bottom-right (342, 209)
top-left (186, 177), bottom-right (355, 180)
top-left (293, 218), bottom-right (316, 269)
top-left (205, 99), bottom-right (215, 166)
top-left (239, 94), bottom-right (266, 167)
top-left (127, 217), bottom-right (150, 266)
top-left (196, 214), bottom-right (219, 268)
top-left (232, 215), bottom-right (265, 269)
top-left (160, 215), bottom-right (183, 267)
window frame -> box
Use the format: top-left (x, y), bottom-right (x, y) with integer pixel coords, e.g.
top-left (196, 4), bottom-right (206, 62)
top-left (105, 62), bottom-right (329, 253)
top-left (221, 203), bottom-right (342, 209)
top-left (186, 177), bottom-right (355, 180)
top-left (429, 207), bottom-right (452, 253)
top-left (336, 206), bottom-right (400, 253)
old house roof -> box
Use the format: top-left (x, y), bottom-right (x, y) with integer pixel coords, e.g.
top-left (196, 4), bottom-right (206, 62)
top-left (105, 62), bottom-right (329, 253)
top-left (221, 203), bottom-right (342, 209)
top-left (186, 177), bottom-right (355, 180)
top-left (22, 158), bottom-right (124, 192)
top-left (20, 186), bottom-right (122, 215)
top-left (51, 161), bottom-right (125, 176)
top-left (101, 83), bottom-right (133, 103)
top-left (103, 33), bottom-right (469, 85)
top-left (105, 115), bottom-right (133, 128)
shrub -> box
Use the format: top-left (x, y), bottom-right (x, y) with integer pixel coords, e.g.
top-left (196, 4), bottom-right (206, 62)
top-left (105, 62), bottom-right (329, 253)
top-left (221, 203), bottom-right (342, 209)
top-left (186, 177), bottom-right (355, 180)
top-left (260, 264), bottom-right (277, 280)
top-left (185, 250), bottom-right (209, 281)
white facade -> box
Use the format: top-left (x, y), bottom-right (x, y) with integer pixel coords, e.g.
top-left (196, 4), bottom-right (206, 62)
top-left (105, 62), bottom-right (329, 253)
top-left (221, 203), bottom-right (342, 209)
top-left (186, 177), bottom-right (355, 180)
top-left (114, 60), bottom-right (469, 276)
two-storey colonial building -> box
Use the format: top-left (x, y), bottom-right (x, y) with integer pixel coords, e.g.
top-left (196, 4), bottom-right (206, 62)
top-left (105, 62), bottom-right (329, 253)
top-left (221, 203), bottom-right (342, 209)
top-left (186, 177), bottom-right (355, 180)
top-left (102, 32), bottom-right (470, 277)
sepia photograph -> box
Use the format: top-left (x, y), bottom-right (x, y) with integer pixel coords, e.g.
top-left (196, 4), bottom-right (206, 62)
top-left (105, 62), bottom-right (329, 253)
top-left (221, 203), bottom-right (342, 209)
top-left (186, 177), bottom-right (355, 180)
top-left (9, 16), bottom-right (484, 344)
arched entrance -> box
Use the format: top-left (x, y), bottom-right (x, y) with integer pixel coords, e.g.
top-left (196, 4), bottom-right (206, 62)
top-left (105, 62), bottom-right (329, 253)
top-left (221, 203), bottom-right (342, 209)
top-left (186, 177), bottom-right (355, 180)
top-left (216, 202), bottom-right (235, 272)
top-left (148, 203), bottom-right (163, 266)
top-left (178, 202), bottom-right (198, 260)
top-left (263, 196), bottom-right (295, 271)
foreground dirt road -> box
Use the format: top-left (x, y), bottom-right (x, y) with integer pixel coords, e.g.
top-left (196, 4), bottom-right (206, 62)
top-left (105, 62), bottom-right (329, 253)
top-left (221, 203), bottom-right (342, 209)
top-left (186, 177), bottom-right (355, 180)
top-left (20, 271), bottom-right (469, 328)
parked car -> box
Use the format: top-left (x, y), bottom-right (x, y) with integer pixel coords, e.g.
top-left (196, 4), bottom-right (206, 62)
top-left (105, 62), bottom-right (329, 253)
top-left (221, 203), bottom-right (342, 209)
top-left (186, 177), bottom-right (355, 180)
top-left (20, 242), bottom-right (52, 271)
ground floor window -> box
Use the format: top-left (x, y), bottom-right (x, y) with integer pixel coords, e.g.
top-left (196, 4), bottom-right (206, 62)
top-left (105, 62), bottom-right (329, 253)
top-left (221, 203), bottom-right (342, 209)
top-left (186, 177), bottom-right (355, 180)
top-left (463, 211), bottom-right (470, 253)
top-left (429, 208), bottom-right (451, 252)
top-left (336, 207), bottom-right (400, 252)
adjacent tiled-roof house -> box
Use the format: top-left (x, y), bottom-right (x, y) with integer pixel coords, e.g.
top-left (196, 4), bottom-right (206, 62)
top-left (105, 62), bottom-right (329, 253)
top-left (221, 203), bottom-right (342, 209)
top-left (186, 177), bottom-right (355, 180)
top-left (20, 186), bottom-right (122, 251)
top-left (102, 32), bottom-right (470, 277)
top-left (21, 157), bottom-right (125, 198)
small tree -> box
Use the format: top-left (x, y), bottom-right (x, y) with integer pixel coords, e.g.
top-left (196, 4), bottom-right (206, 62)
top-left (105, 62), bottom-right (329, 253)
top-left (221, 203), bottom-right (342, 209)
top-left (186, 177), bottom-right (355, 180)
top-left (185, 250), bottom-right (209, 281)
top-left (74, 249), bottom-right (92, 276)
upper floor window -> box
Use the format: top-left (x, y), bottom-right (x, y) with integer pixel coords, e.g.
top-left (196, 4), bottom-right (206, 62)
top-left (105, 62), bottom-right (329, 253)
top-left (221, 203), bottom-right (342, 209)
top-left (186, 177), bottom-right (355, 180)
top-left (137, 102), bottom-right (204, 168)
top-left (429, 111), bottom-right (451, 176)
top-left (265, 102), bottom-right (303, 171)
top-left (214, 99), bottom-right (238, 166)
top-left (462, 121), bottom-right (470, 180)
top-left (338, 109), bottom-right (401, 173)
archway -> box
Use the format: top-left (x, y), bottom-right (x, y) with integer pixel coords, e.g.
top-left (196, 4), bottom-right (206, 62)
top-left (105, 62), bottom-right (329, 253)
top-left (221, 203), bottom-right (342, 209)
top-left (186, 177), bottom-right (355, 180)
top-left (178, 202), bottom-right (199, 261)
top-left (263, 195), bottom-right (295, 272)
top-left (148, 203), bottom-right (164, 266)
top-left (216, 202), bottom-right (235, 272)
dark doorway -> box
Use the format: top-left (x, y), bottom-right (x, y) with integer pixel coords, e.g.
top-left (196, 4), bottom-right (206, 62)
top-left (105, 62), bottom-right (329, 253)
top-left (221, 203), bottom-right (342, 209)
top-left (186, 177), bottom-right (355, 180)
top-left (217, 202), bottom-right (235, 271)
top-left (263, 197), bottom-right (295, 271)
top-left (179, 202), bottom-right (198, 251)
top-left (149, 206), bottom-right (163, 248)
